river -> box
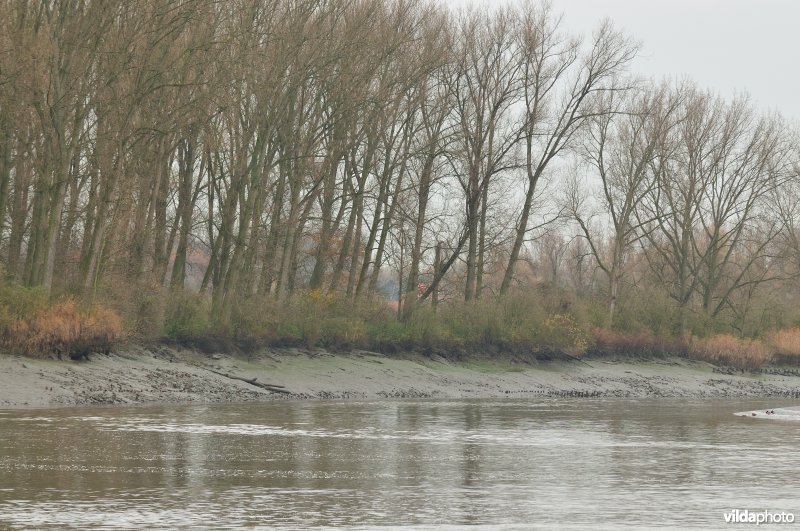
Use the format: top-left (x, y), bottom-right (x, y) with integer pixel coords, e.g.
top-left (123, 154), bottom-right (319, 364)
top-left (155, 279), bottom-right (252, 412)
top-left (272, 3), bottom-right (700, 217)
top-left (1, 399), bottom-right (798, 529)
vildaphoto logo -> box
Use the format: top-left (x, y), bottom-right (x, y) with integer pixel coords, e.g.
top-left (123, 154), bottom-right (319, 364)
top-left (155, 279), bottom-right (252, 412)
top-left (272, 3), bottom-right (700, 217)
top-left (724, 509), bottom-right (795, 525)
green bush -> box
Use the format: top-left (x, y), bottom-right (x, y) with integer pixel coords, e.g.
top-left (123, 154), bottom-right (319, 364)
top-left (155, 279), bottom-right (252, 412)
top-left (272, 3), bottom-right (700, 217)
top-left (496, 294), bottom-right (547, 342)
top-left (95, 276), bottom-right (166, 339)
top-left (613, 287), bottom-right (677, 335)
top-left (437, 300), bottom-right (490, 343)
top-left (321, 316), bottom-right (367, 343)
top-left (403, 304), bottom-right (451, 345)
top-left (0, 283), bottom-right (49, 330)
top-left (366, 318), bottom-right (409, 343)
top-left (164, 291), bottom-right (212, 340)
top-left (536, 313), bottom-right (589, 355)
top-left (231, 295), bottom-right (285, 341)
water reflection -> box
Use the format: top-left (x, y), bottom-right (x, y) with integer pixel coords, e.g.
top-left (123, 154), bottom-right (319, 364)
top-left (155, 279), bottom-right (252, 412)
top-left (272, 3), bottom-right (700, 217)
top-left (1, 399), bottom-right (799, 529)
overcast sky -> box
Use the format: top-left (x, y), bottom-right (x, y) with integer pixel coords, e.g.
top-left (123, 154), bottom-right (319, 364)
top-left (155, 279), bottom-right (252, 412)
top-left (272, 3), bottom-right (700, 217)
top-left (445, 0), bottom-right (800, 122)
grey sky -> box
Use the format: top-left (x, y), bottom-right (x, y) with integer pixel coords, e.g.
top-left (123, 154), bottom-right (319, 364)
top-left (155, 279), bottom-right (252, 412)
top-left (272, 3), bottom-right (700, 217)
top-left (446, 0), bottom-right (800, 122)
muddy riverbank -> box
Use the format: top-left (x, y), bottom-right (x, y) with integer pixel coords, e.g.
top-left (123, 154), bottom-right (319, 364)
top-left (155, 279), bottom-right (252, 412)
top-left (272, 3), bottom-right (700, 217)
top-left (1, 345), bottom-right (799, 408)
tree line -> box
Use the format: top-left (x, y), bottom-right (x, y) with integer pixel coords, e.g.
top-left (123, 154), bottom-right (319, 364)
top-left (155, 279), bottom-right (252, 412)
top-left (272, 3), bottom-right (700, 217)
top-left (0, 0), bottom-right (797, 339)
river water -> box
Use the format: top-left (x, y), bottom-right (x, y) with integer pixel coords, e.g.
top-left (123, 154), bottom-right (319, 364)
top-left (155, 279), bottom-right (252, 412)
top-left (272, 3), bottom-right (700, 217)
top-left (0, 399), bottom-right (799, 529)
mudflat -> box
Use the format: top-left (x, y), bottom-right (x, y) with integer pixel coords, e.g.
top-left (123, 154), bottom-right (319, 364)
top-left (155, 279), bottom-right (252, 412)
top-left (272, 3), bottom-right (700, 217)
top-left (1, 346), bottom-right (799, 408)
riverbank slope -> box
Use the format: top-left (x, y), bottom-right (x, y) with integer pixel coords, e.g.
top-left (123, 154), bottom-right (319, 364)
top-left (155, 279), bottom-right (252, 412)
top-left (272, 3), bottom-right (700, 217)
top-left (2, 345), bottom-right (800, 408)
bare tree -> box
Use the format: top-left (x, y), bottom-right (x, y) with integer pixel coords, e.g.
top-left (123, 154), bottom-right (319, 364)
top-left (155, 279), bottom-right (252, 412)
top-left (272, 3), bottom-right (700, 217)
top-left (639, 87), bottom-right (793, 336)
top-left (570, 85), bottom-right (678, 327)
top-left (500, 13), bottom-right (637, 295)
top-left (450, 6), bottom-right (522, 301)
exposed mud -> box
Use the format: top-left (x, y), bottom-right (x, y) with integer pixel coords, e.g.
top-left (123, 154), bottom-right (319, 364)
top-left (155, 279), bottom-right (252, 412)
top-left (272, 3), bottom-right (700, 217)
top-left (2, 345), bottom-right (800, 408)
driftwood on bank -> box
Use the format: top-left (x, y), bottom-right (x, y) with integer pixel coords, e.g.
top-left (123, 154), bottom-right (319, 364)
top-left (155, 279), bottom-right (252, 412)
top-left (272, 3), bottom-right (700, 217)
top-left (200, 366), bottom-right (292, 394)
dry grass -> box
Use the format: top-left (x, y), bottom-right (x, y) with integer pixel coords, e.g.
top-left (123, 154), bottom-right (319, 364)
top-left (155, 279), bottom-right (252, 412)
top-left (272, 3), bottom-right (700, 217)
top-left (689, 334), bottom-right (773, 370)
top-left (767, 328), bottom-right (800, 364)
top-left (5, 299), bottom-right (123, 360)
top-left (590, 329), bottom-right (688, 357)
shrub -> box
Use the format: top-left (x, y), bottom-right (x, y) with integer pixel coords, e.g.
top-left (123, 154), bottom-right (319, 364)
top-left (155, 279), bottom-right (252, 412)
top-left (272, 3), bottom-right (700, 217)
top-left (321, 316), bottom-right (367, 344)
top-left (290, 290), bottom-right (334, 345)
top-left (612, 286), bottom-right (679, 336)
top-left (395, 294), bottom-right (596, 352)
top-left (6, 299), bottom-right (123, 360)
top-left (318, 294), bottom-right (398, 345)
top-left (164, 291), bottom-right (212, 340)
top-left (423, 294), bottom-right (549, 346)
top-left (97, 276), bottom-right (166, 339)
top-left (437, 299), bottom-right (500, 343)
top-left (403, 304), bottom-right (451, 345)
top-left (496, 294), bottom-right (547, 342)
top-left (768, 328), bottom-right (800, 364)
top-left (131, 286), bottom-right (166, 338)
top-left (589, 329), bottom-right (688, 358)
top-left (689, 334), bottom-right (773, 370)
top-left (221, 291), bottom-right (400, 347)
top-left (0, 283), bottom-right (49, 330)
top-left (366, 318), bottom-right (408, 343)
top-left (537, 314), bottom-right (589, 355)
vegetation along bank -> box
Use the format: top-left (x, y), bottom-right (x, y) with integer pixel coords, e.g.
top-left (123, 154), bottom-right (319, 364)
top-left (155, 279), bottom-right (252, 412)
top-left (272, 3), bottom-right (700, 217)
top-left (2, 0), bottom-right (800, 408)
